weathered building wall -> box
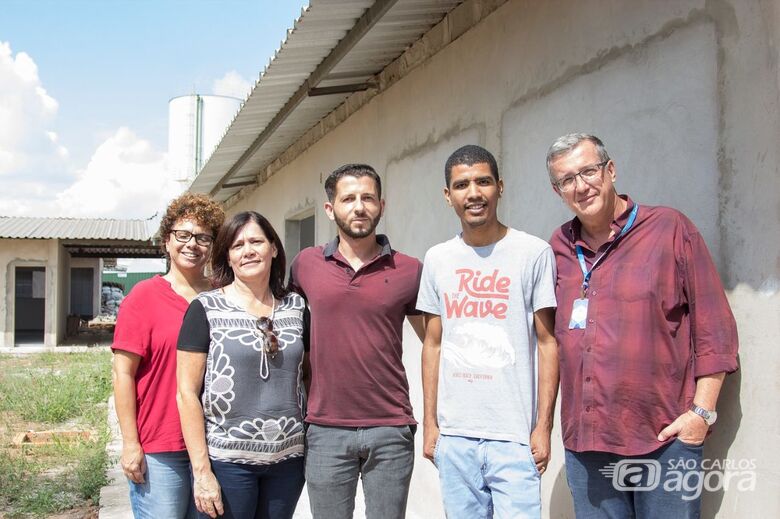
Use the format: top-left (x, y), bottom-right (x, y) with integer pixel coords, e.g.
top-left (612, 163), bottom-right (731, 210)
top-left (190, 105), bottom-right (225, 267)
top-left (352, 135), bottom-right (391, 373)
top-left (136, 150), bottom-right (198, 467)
top-left (226, 0), bottom-right (779, 516)
top-left (0, 238), bottom-right (60, 348)
top-left (56, 241), bottom-right (69, 343)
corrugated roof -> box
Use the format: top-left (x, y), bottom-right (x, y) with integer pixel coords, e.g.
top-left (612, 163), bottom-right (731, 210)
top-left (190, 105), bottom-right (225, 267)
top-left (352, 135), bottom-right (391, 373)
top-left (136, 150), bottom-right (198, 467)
top-left (189, 0), bottom-right (464, 201)
top-left (0, 216), bottom-right (153, 241)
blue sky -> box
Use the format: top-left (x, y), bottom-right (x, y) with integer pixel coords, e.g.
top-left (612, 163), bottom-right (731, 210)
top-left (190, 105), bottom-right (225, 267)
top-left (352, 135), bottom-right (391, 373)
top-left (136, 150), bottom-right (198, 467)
top-left (0, 0), bottom-right (308, 217)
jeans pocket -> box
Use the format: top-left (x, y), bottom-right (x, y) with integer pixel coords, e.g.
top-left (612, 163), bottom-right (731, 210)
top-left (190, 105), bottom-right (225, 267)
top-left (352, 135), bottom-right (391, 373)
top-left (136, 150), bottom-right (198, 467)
top-left (433, 435), bottom-right (442, 468)
top-left (396, 425), bottom-right (414, 443)
top-left (305, 423), bottom-right (328, 450)
top-left (526, 444), bottom-right (541, 478)
top-left (675, 437), bottom-right (704, 449)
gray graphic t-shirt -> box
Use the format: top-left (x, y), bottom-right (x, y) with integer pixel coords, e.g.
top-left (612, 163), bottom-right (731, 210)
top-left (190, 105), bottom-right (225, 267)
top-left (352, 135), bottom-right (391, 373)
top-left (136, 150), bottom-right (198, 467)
top-left (178, 289), bottom-right (306, 465)
top-left (416, 228), bottom-right (556, 443)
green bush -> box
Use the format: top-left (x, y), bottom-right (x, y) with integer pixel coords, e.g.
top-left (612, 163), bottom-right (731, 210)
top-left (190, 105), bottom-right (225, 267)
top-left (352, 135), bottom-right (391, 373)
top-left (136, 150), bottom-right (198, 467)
top-left (0, 450), bottom-right (35, 508)
top-left (74, 432), bottom-right (111, 501)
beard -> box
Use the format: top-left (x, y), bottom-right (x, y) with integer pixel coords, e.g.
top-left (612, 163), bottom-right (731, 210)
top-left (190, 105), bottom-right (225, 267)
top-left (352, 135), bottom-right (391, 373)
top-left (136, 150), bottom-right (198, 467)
top-left (334, 211), bottom-right (381, 239)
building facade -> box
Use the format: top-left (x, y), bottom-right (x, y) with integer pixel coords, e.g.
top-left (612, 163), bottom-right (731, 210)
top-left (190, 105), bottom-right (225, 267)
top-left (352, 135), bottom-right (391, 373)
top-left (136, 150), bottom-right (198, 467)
top-left (0, 217), bottom-right (158, 348)
top-left (189, 1), bottom-right (780, 516)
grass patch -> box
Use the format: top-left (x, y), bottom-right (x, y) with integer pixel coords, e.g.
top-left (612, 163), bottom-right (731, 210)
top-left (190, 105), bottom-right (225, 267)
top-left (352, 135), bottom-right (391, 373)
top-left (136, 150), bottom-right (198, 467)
top-left (0, 351), bottom-right (112, 517)
top-left (0, 351), bottom-right (112, 425)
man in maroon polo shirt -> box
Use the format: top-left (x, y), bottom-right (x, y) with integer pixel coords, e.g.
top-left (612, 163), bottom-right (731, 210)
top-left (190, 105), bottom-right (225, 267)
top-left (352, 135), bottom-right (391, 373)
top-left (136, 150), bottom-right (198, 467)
top-left (546, 133), bottom-right (738, 518)
top-left (289, 163), bottom-right (424, 519)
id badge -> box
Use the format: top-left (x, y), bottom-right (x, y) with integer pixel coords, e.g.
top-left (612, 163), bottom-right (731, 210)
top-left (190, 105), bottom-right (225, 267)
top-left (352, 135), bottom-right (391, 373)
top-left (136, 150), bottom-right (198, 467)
top-left (569, 298), bottom-right (589, 329)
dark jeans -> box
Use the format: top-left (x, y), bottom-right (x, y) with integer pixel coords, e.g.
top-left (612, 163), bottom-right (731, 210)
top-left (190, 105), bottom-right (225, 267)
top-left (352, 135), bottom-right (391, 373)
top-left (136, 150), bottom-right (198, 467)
top-left (202, 457), bottom-right (304, 519)
top-left (305, 424), bottom-right (415, 519)
top-left (565, 439), bottom-right (704, 518)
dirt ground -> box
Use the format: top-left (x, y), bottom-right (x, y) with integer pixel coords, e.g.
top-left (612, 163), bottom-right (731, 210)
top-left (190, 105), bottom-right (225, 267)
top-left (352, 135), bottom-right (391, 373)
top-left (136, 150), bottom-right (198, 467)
top-left (0, 353), bottom-right (111, 518)
top-left (60, 327), bottom-right (114, 347)
top-left (46, 505), bottom-right (98, 518)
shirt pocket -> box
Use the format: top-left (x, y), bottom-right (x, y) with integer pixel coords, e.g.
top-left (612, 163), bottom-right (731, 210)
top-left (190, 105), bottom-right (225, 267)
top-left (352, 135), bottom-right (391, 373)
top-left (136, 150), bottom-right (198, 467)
top-left (611, 264), bottom-right (653, 302)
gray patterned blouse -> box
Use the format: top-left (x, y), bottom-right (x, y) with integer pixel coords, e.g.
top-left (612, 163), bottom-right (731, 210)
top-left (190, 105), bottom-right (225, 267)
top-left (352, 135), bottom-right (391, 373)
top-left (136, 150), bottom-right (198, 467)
top-left (178, 289), bottom-right (306, 465)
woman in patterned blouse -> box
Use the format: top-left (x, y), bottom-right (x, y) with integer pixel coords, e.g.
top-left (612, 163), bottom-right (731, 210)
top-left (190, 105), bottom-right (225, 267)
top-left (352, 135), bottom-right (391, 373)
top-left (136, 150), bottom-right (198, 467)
top-left (177, 211), bottom-right (307, 519)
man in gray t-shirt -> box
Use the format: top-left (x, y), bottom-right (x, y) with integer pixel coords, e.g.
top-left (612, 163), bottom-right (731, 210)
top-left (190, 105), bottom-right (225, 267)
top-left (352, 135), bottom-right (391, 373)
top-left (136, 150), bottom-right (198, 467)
top-left (417, 145), bottom-right (558, 518)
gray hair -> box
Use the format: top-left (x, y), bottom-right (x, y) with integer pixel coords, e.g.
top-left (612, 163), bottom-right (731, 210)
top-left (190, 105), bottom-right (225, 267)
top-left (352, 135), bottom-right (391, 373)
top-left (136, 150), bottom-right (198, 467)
top-left (546, 133), bottom-right (610, 179)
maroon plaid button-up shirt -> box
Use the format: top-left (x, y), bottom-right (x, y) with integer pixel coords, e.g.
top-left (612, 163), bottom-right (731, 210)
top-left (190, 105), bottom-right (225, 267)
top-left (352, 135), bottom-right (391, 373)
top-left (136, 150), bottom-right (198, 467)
top-left (550, 196), bottom-right (738, 456)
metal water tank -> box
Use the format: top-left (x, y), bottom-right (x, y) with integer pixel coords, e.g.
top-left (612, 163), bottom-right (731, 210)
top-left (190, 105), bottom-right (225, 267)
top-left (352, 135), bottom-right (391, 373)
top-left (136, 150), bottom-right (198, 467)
top-left (168, 94), bottom-right (242, 183)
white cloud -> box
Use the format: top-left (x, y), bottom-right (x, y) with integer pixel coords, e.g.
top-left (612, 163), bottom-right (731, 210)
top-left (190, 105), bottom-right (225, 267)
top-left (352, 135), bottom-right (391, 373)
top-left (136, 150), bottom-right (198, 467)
top-left (0, 179), bottom-right (60, 216)
top-left (54, 127), bottom-right (182, 218)
top-left (0, 41), bottom-right (67, 179)
top-left (212, 70), bottom-right (251, 99)
top-left (0, 43), bottom-right (246, 220)
top-left (0, 41), bottom-right (186, 219)
top-left (0, 127), bottom-right (184, 219)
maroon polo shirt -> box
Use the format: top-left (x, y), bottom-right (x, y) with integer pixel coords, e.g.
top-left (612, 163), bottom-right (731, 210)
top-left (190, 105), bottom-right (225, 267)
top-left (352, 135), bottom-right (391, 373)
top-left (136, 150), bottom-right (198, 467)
top-left (550, 196), bottom-right (739, 456)
top-left (289, 235), bottom-right (422, 427)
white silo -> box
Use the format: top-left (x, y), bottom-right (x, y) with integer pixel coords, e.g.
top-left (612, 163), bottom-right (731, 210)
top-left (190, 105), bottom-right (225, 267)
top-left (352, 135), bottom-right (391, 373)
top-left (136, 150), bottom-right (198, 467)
top-left (168, 94), bottom-right (242, 183)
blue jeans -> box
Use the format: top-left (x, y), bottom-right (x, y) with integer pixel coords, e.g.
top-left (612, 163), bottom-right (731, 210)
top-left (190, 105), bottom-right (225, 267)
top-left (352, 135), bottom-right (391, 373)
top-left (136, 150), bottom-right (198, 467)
top-left (305, 424), bottom-right (415, 519)
top-left (565, 439), bottom-right (703, 518)
top-left (206, 457), bottom-right (305, 519)
top-left (128, 451), bottom-right (196, 519)
top-left (434, 435), bottom-right (541, 518)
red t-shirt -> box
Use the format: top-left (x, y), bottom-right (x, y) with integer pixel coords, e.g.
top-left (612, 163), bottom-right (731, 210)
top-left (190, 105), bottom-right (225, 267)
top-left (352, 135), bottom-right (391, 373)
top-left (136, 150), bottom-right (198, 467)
top-left (112, 275), bottom-right (189, 453)
top-left (290, 235), bottom-right (422, 427)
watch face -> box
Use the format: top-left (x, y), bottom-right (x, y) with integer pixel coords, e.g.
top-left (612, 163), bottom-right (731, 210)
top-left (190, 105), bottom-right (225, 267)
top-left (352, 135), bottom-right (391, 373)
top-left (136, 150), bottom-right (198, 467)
top-left (692, 405), bottom-right (716, 425)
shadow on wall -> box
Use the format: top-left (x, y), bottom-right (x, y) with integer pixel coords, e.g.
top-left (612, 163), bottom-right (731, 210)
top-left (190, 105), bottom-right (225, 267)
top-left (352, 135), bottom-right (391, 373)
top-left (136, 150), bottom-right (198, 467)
top-left (702, 367), bottom-right (743, 518)
top-left (544, 365), bottom-right (742, 519)
top-left (549, 464), bottom-right (575, 519)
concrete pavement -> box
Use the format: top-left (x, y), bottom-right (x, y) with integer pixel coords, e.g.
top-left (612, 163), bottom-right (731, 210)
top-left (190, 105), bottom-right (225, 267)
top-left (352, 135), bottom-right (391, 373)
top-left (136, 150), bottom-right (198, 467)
top-left (98, 396), bottom-right (132, 519)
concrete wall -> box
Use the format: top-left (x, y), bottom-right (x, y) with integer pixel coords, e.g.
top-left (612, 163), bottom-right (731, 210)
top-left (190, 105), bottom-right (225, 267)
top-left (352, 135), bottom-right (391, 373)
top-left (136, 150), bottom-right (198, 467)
top-left (56, 241), bottom-right (69, 343)
top-left (0, 238), bottom-right (61, 347)
top-left (225, 0), bottom-right (779, 516)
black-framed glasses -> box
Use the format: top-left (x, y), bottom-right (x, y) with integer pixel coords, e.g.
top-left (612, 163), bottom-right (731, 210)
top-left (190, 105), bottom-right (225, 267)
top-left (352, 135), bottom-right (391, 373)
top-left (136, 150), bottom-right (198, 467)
top-left (170, 229), bottom-right (214, 246)
top-left (256, 317), bottom-right (279, 358)
top-left (554, 161), bottom-right (609, 192)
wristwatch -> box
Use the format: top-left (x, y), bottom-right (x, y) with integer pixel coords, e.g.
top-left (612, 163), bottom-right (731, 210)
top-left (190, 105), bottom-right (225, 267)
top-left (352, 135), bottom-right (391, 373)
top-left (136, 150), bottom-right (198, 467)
top-left (690, 403), bottom-right (717, 426)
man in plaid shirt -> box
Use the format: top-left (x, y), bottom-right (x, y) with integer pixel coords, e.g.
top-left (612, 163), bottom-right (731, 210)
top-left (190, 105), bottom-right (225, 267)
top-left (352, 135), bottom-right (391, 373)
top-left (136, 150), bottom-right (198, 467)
top-left (547, 133), bottom-right (739, 518)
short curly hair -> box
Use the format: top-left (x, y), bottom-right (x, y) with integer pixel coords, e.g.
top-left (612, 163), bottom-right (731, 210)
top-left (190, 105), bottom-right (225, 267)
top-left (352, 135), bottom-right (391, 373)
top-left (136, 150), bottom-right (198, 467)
top-left (158, 193), bottom-right (225, 256)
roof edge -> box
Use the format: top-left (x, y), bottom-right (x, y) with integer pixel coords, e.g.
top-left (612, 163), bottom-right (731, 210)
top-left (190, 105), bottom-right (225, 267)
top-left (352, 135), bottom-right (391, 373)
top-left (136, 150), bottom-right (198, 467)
top-left (222, 0), bottom-right (507, 210)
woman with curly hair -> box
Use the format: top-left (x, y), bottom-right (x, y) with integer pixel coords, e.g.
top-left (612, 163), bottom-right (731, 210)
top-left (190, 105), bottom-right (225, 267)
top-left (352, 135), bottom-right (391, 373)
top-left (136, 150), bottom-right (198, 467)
top-left (112, 193), bottom-right (224, 518)
top-left (177, 211), bottom-right (307, 519)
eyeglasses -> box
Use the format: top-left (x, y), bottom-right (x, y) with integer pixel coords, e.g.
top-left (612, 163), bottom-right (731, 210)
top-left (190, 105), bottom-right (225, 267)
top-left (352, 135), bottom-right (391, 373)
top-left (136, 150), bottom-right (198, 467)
top-left (170, 229), bottom-right (214, 246)
top-left (553, 161), bottom-right (609, 192)
top-left (256, 317), bottom-right (279, 358)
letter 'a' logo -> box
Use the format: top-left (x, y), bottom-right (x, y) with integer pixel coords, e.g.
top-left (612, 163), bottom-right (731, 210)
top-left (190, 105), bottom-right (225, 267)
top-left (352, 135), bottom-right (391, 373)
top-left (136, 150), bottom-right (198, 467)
top-left (599, 460), bottom-right (661, 491)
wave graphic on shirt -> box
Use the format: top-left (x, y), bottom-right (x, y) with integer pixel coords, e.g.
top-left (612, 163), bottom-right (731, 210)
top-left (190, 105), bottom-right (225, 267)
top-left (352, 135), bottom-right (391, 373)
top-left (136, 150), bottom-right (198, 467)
top-left (442, 321), bottom-right (515, 370)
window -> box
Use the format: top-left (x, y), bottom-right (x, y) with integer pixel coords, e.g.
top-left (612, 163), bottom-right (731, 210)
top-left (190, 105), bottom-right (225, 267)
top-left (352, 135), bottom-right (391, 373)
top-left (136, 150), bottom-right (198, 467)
top-left (285, 212), bottom-right (315, 261)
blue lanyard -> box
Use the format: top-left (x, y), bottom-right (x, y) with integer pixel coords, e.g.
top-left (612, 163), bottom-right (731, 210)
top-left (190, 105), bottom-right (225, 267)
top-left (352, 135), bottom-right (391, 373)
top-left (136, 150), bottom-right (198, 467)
top-left (575, 203), bottom-right (639, 297)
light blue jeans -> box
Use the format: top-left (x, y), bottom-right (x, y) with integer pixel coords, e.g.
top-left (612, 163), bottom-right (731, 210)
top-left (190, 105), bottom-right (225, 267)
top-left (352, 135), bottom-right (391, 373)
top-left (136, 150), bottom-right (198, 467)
top-left (434, 435), bottom-right (541, 518)
top-left (127, 451), bottom-right (196, 519)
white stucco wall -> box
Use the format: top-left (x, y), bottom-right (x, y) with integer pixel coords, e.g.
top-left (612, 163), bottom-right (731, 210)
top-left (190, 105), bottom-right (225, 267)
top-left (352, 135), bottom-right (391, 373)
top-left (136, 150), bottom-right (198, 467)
top-left (225, 0), bottom-right (779, 516)
top-left (0, 238), bottom-right (61, 348)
